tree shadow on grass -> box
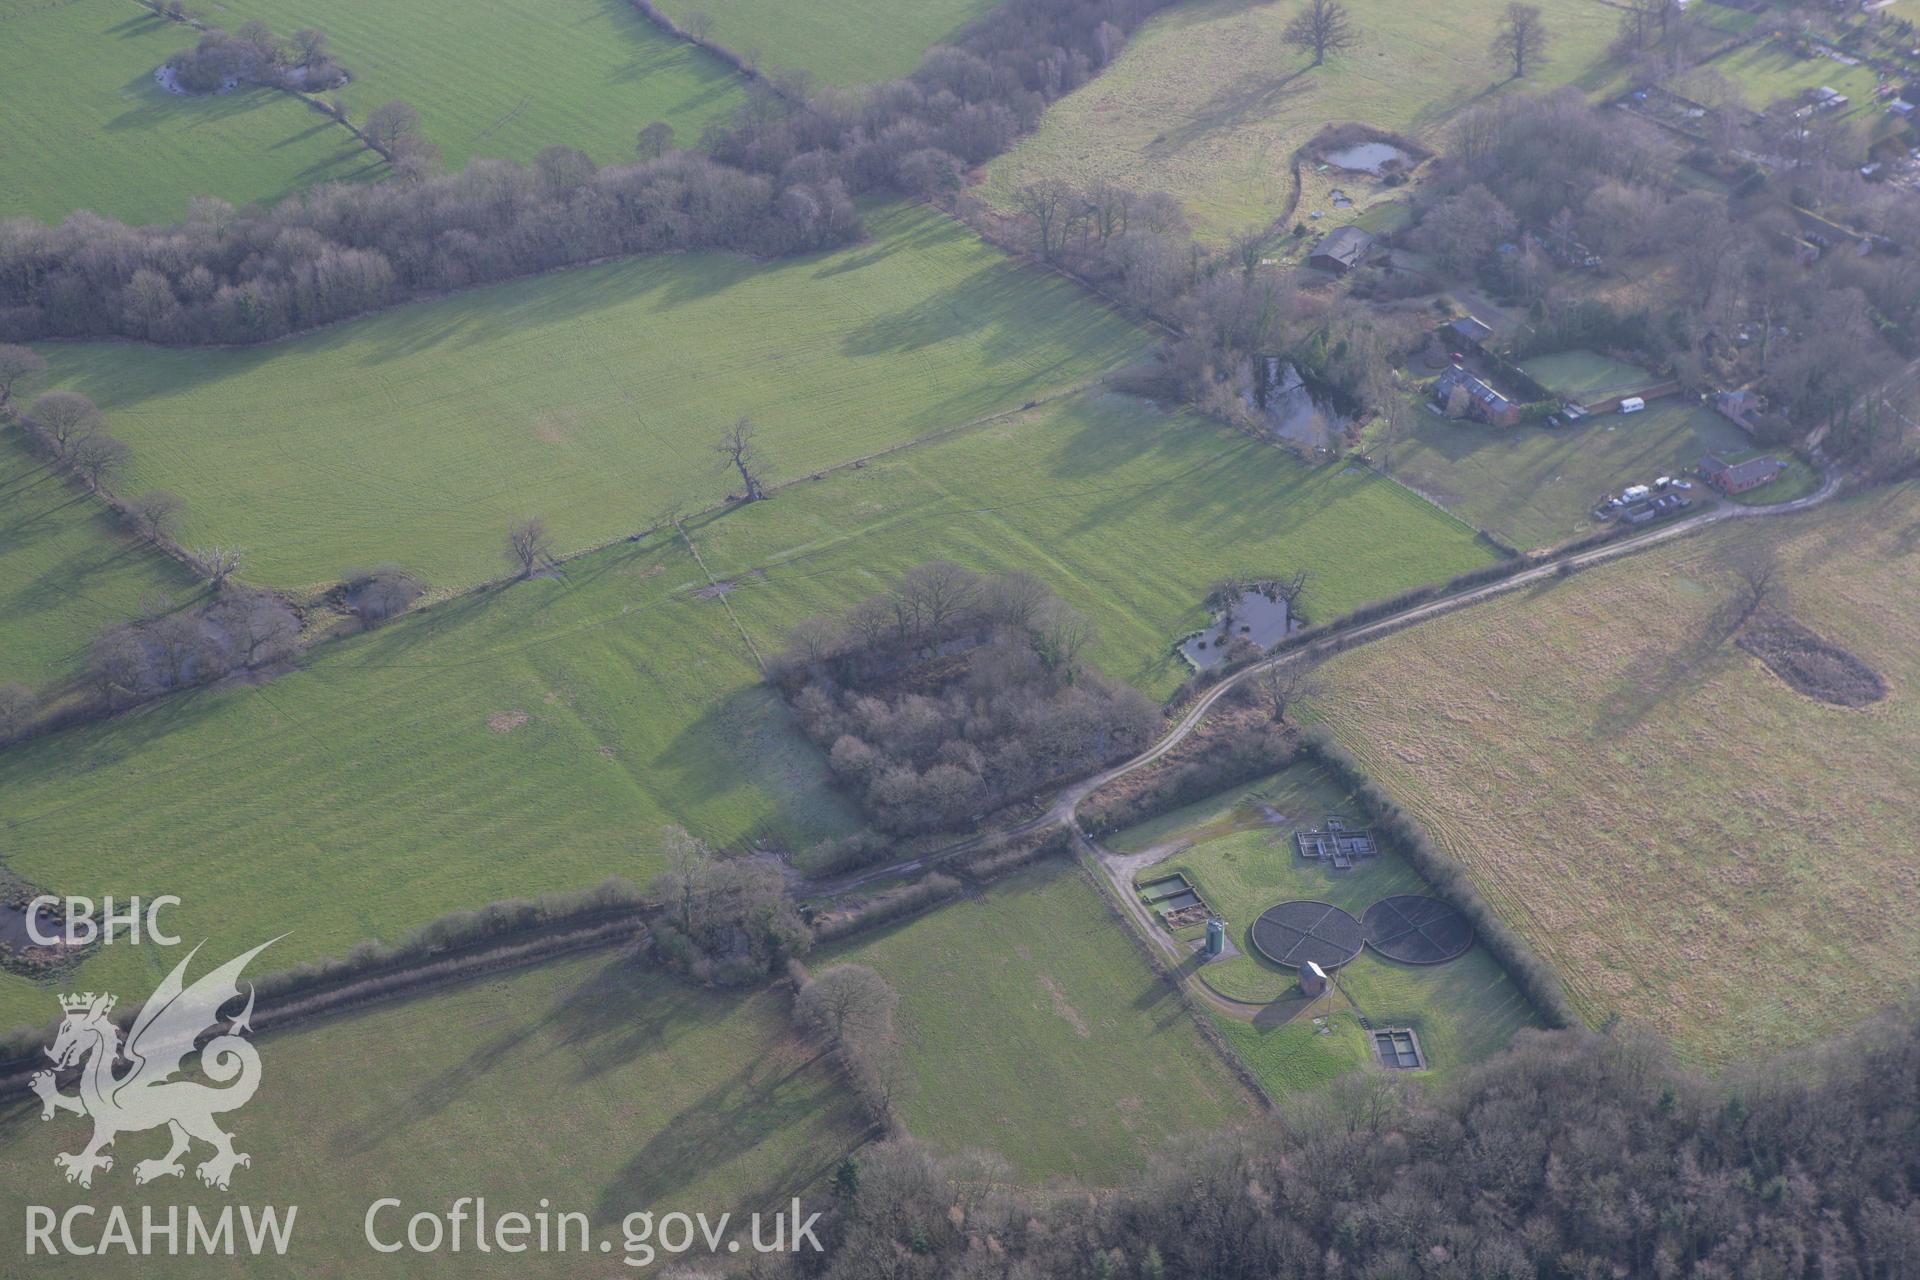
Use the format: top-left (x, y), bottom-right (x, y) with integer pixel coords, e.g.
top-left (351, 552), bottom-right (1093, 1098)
top-left (1590, 602), bottom-right (1746, 739)
top-left (1145, 67), bottom-right (1315, 158)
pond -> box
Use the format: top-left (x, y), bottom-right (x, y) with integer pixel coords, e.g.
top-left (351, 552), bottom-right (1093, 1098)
top-left (1323, 141), bottom-right (1412, 175)
top-left (0, 898), bottom-right (83, 954)
top-left (1258, 359), bottom-right (1349, 450)
top-left (1181, 589), bottom-right (1300, 670)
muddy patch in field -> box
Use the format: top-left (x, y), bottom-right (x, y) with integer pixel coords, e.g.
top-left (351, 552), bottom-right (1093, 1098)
top-left (1738, 615), bottom-right (1885, 707)
top-left (487, 710), bottom-right (531, 733)
top-left (1039, 975), bottom-right (1090, 1037)
top-left (533, 409), bottom-right (578, 443)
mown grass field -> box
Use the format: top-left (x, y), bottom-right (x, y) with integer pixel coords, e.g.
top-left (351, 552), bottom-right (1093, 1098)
top-left (38, 204), bottom-right (1145, 593)
top-left (0, 0), bottom-right (380, 225)
top-left (824, 860), bottom-right (1249, 1183)
top-left (0, 427), bottom-right (199, 693)
top-left (215, 0), bottom-right (746, 170)
top-left (1367, 394), bottom-right (1749, 550)
top-left (654, 0), bottom-right (995, 85)
top-left (0, 956), bottom-right (867, 1278)
top-left (1105, 764), bottom-right (1541, 1090)
top-left (1707, 37), bottom-right (1882, 113)
top-left (982, 0), bottom-right (1619, 239)
top-left (0, 390), bottom-right (1490, 1028)
top-left (1316, 484), bottom-right (1920, 1064)
top-left (1520, 350), bottom-right (1658, 402)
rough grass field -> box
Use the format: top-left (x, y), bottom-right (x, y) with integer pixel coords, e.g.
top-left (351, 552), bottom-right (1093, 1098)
top-left (983, 0), bottom-right (1618, 239)
top-left (0, 427), bottom-right (199, 692)
top-left (825, 860), bottom-right (1249, 1183)
top-left (37, 204), bottom-right (1145, 592)
top-left (654, 0), bottom-right (995, 85)
top-left (0, 390), bottom-right (1490, 1027)
top-left (0, 0), bottom-right (379, 225)
top-left (1105, 765), bottom-right (1541, 1089)
top-left (1368, 395), bottom-right (1749, 550)
top-left (1316, 484), bottom-right (1920, 1064)
top-left (0, 956), bottom-right (867, 1278)
top-left (216, 0), bottom-right (746, 169)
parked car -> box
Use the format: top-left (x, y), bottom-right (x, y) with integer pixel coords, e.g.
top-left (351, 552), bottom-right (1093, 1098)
top-left (1670, 478), bottom-right (1693, 490)
top-left (1545, 414), bottom-right (1564, 428)
top-left (1654, 476), bottom-right (1673, 490)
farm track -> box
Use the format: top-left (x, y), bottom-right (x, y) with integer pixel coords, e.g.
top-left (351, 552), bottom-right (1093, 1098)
top-left (805, 459), bottom-right (1844, 915)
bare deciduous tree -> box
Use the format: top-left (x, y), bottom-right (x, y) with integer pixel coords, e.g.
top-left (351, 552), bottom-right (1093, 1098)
top-left (1284, 0), bottom-right (1358, 67)
top-left (130, 490), bottom-right (184, 541)
top-left (635, 121), bottom-right (675, 161)
top-left (794, 964), bottom-right (899, 1051)
top-left (0, 344), bottom-right (47, 406)
top-left (1491, 3), bottom-right (1549, 79)
top-left (1723, 544), bottom-right (1782, 628)
top-left (715, 417), bottom-right (769, 502)
top-left (898, 560), bottom-right (979, 644)
top-left (196, 546), bottom-right (244, 591)
top-left (212, 589), bottom-right (300, 667)
top-left (68, 430), bottom-right (129, 486)
top-left (29, 391), bottom-right (101, 456)
top-left (1250, 658), bottom-right (1322, 723)
top-left (1034, 600), bottom-right (1094, 684)
top-left (506, 516), bottom-right (551, 578)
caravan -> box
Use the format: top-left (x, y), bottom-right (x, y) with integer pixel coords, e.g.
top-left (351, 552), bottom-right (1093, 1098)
top-left (1619, 396), bottom-right (1646, 414)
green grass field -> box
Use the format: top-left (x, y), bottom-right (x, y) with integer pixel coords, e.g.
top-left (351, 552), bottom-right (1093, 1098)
top-left (1369, 393), bottom-right (1748, 550)
top-left (0, 427), bottom-right (200, 693)
top-left (1520, 349), bottom-right (1657, 402)
top-left (1707, 37), bottom-right (1883, 114)
top-left (0, 389), bottom-right (1490, 1028)
top-left (653, 0), bottom-right (995, 85)
top-left (0, 0), bottom-right (380, 225)
top-left (214, 0), bottom-right (746, 170)
top-left (1105, 764), bottom-right (1542, 1089)
top-left (983, 0), bottom-right (1620, 239)
top-left (37, 204), bottom-right (1145, 593)
top-left (1317, 484), bottom-right (1920, 1063)
top-left (824, 860), bottom-right (1249, 1183)
top-left (0, 956), bottom-right (867, 1277)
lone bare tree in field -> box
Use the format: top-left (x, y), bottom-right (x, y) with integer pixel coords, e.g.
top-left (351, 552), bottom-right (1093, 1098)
top-left (1491, 3), bottom-right (1549, 79)
top-left (1284, 0), bottom-right (1358, 67)
top-left (1722, 544), bottom-right (1782, 629)
top-left (715, 417), bottom-right (768, 501)
top-left (506, 516), bottom-right (551, 578)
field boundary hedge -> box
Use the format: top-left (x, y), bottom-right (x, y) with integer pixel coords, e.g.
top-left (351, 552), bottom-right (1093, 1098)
top-left (1297, 731), bottom-right (1577, 1028)
top-left (1068, 842), bottom-right (1275, 1112)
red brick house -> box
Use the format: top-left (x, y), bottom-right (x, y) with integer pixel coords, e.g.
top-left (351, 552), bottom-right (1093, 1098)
top-left (1700, 449), bottom-right (1784, 494)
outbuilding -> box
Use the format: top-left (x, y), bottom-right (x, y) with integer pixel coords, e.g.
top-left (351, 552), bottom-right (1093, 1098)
top-left (1308, 225), bottom-right (1376, 274)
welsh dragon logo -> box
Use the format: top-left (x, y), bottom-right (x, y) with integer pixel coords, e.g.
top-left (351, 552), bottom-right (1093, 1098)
top-left (31, 939), bottom-right (278, 1191)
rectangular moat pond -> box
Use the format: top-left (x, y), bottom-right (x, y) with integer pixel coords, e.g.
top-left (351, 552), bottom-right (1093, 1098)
top-left (1138, 874), bottom-right (1192, 902)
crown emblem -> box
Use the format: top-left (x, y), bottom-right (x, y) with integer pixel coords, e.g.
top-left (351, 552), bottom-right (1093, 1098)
top-left (58, 992), bottom-right (113, 1016)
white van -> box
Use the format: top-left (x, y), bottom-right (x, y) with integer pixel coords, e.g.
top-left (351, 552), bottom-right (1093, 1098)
top-left (1619, 396), bottom-right (1646, 414)
top-left (1621, 484), bottom-right (1651, 503)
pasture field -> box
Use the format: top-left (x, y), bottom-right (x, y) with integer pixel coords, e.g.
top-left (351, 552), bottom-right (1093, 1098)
top-left (214, 0), bottom-right (746, 170)
top-left (823, 860), bottom-right (1249, 1183)
top-left (1104, 765), bottom-right (1542, 1089)
top-left (0, 427), bottom-right (199, 693)
top-left (1707, 38), bottom-right (1882, 113)
top-left (0, 390), bottom-right (1490, 1027)
top-left (37, 204), bottom-right (1145, 592)
top-left (653, 0), bottom-right (996, 85)
top-left (982, 0), bottom-right (1619, 239)
top-left (0, 0), bottom-right (378, 226)
top-left (0, 956), bottom-right (867, 1278)
top-left (1368, 394), bottom-right (1749, 551)
top-left (1315, 484), bottom-right (1920, 1064)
